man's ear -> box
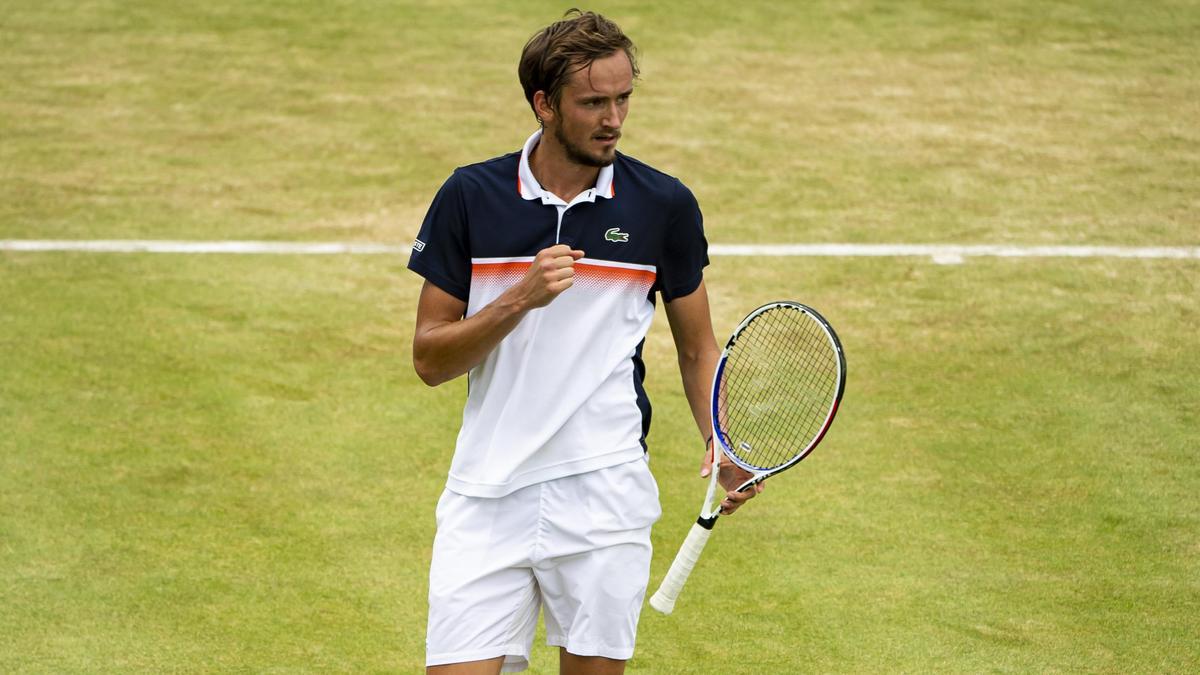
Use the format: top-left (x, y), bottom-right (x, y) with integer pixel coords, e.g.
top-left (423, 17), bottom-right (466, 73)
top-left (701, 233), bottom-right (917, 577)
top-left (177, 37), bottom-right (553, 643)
top-left (532, 90), bottom-right (556, 126)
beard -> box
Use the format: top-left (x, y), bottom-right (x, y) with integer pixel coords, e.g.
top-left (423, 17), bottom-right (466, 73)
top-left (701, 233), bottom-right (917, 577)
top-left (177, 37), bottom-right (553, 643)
top-left (553, 122), bottom-right (617, 168)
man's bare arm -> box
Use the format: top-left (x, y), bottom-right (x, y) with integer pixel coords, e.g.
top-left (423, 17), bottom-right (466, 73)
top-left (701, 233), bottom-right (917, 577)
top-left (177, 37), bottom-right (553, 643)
top-left (413, 244), bottom-right (583, 386)
top-left (663, 280), bottom-right (721, 442)
top-left (664, 280), bottom-right (763, 514)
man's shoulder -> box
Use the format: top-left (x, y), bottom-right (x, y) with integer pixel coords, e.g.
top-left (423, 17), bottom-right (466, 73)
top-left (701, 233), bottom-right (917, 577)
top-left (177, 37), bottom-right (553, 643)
top-left (449, 150), bottom-right (521, 186)
top-left (613, 152), bottom-right (693, 206)
top-left (614, 152), bottom-right (680, 183)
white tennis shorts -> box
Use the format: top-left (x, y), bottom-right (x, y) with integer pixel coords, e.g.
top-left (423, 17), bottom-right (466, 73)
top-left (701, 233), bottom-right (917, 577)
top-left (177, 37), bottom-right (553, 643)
top-left (425, 456), bottom-right (662, 672)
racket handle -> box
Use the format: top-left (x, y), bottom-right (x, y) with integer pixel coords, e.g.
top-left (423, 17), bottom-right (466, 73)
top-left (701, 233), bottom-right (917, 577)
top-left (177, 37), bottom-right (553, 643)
top-left (649, 520), bottom-right (714, 615)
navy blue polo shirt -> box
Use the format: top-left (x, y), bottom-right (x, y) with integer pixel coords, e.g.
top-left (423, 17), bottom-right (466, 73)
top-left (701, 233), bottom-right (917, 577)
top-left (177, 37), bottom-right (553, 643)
top-left (409, 130), bottom-right (708, 497)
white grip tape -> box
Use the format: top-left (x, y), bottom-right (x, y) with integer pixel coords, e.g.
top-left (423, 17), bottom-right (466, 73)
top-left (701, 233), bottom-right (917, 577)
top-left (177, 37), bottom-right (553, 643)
top-left (649, 522), bottom-right (713, 615)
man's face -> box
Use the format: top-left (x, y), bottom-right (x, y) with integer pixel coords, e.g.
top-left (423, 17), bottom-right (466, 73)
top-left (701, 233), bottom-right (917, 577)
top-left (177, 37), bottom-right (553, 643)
top-left (547, 50), bottom-right (634, 168)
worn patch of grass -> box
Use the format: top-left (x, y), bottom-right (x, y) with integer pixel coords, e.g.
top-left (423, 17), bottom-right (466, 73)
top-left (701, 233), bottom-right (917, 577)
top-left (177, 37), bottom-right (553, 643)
top-left (2, 1), bottom-right (1196, 245)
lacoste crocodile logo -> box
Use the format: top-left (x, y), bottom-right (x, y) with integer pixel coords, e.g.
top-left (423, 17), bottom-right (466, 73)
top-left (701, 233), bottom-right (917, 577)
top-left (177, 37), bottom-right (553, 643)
top-left (604, 227), bottom-right (629, 243)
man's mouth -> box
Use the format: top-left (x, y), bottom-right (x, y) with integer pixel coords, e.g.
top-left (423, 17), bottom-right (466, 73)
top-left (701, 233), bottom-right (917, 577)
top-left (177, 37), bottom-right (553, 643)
top-left (593, 132), bottom-right (620, 145)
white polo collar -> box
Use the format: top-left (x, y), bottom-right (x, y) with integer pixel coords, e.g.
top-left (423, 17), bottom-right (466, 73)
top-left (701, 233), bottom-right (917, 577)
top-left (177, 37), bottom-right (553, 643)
top-left (517, 129), bottom-right (615, 205)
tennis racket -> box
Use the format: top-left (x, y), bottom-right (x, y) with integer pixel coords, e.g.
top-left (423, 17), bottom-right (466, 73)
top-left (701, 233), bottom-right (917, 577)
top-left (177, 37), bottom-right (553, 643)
top-left (648, 301), bottom-right (846, 615)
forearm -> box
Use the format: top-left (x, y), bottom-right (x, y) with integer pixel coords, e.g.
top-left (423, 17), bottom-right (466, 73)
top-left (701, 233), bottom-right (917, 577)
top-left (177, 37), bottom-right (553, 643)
top-left (414, 245), bottom-right (585, 386)
top-left (678, 344), bottom-right (720, 440)
top-left (413, 285), bottom-right (533, 386)
top-left (664, 280), bottom-right (721, 441)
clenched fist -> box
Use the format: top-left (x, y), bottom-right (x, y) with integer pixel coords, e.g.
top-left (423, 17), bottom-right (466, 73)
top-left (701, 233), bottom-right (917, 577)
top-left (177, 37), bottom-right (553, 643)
top-left (516, 244), bottom-right (585, 309)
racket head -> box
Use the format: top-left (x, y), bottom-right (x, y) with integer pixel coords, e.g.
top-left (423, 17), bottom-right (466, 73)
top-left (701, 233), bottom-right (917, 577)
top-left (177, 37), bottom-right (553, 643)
top-left (711, 301), bottom-right (846, 478)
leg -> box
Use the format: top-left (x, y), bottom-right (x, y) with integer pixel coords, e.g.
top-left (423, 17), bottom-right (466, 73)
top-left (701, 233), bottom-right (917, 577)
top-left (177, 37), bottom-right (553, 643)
top-left (427, 487), bottom-right (542, 673)
top-left (559, 649), bottom-right (626, 675)
top-left (428, 656), bottom-right (506, 675)
top-left (538, 460), bottom-right (661, 669)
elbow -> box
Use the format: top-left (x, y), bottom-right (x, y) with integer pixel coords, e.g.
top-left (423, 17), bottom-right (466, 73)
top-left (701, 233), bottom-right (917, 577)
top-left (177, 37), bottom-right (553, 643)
top-left (413, 355), bottom-right (448, 387)
top-left (414, 346), bottom-right (466, 387)
top-left (412, 334), bottom-right (444, 387)
top-left (677, 344), bottom-right (716, 367)
top-left (676, 349), bottom-right (701, 367)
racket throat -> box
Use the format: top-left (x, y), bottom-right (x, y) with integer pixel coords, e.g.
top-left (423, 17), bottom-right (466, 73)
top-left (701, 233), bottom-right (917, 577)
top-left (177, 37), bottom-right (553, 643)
top-left (698, 458), bottom-right (723, 521)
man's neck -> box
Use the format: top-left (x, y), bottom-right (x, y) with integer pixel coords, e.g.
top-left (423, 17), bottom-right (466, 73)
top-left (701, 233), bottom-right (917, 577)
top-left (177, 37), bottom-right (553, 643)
top-left (529, 133), bottom-right (600, 203)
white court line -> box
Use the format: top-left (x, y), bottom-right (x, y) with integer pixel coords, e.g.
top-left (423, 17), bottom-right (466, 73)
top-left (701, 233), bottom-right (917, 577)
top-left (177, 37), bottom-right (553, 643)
top-left (1, 240), bottom-right (1198, 263)
top-left (0, 240), bottom-right (405, 255)
top-left (709, 243), bottom-right (1200, 264)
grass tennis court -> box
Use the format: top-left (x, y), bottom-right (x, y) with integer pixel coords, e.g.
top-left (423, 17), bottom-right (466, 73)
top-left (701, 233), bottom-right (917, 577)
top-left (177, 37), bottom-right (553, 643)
top-left (2, 1), bottom-right (1197, 672)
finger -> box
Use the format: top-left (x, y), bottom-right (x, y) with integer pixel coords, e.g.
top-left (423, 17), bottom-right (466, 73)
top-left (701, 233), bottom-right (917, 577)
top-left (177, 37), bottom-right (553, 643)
top-left (550, 254), bottom-right (580, 269)
top-left (546, 266), bottom-right (575, 281)
top-left (727, 483), bottom-right (760, 502)
top-left (719, 491), bottom-right (754, 514)
top-left (539, 245), bottom-right (585, 261)
top-left (537, 256), bottom-right (565, 273)
top-left (547, 278), bottom-right (575, 294)
top-left (728, 487), bottom-right (756, 502)
top-left (541, 244), bottom-right (573, 257)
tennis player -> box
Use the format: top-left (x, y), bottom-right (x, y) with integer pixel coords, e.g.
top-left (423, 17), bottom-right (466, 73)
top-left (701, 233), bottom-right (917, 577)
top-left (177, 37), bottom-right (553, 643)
top-left (409, 10), bottom-right (760, 674)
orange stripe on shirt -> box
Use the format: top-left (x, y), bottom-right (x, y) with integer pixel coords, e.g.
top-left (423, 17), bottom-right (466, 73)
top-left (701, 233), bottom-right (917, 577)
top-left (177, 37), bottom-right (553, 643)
top-left (472, 261), bottom-right (530, 285)
top-left (573, 262), bottom-right (655, 286)
top-left (472, 260), bottom-right (656, 293)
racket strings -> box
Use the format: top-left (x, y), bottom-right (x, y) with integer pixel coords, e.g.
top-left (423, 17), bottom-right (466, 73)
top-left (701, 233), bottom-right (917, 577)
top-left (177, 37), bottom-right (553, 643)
top-left (718, 306), bottom-right (840, 471)
top-left (722, 334), bottom-right (831, 467)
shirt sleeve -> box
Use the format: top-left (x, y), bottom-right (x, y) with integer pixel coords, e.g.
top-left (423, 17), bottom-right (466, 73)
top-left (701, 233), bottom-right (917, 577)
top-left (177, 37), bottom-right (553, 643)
top-left (658, 179), bottom-right (709, 302)
top-left (407, 170), bottom-right (471, 302)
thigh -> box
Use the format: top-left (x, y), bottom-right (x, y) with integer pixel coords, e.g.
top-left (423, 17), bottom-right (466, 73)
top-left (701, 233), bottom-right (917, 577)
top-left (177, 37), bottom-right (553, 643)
top-left (536, 458), bottom-right (661, 661)
top-left (537, 539), bottom-right (653, 661)
top-left (426, 488), bottom-right (541, 672)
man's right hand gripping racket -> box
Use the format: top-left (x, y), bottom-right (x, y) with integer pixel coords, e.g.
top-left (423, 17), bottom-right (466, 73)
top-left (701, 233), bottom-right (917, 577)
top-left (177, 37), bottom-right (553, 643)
top-left (649, 301), bottom-right (846, 615)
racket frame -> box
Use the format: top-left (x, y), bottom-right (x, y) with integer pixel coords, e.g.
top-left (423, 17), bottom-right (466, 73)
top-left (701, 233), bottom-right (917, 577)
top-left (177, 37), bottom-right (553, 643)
top-left (714, 301), bottom-right (846, 484)
top-left (650, 300), bottom-right (845, 615)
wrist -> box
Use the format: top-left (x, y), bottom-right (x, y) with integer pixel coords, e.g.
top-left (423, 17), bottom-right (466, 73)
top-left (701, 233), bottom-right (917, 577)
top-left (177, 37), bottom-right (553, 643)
top-left (496, 282), bottom-right (537, 317)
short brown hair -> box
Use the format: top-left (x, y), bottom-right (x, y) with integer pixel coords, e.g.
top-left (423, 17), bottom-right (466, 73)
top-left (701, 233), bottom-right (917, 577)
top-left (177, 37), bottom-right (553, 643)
top-left (518, 9), bottom-right (639, 123)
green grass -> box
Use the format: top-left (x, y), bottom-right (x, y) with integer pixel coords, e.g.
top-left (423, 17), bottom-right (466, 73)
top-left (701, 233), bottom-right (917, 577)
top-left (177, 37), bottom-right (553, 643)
top-left (2, 1), bottom-right (1198, 672)
top-left (3, 254), bottom-right (1196, 672)
top-left (3, 1), bottom-right (1197, 245)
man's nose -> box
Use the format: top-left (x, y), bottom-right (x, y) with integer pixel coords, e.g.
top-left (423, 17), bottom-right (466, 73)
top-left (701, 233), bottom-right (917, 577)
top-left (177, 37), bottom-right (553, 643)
top-left (601, 101), bottom-right (621, 128)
